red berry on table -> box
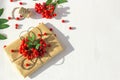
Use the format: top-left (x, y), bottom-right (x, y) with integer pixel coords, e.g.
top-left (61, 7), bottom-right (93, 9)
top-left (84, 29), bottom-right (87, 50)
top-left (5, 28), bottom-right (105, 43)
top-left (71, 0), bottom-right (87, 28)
top-left (16, 17), bottom-right (20, 20)
top-left (61, 20), bottom-right (65, 23)
top-left (69, 27), bottom-right (73, 30)
top-left (15, 26), bottom-right (18, 29)
top-left (3, 45), bottom-right (6, 48)
top-left (19, 2), bottom-right (23, 5)
top-left (8, 17), bottom-right (12, 20)
top-left (15, 24), bottom-right (19, 27)
top-left (15, 24), bottom-right (19, 29)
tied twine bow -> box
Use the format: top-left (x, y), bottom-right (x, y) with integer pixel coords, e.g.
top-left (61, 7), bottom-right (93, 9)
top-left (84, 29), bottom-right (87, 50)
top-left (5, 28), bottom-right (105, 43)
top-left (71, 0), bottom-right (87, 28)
top-left (12, 7), bottom-right (31, 20)
top-left (14, 27), bottom-right (52, 70)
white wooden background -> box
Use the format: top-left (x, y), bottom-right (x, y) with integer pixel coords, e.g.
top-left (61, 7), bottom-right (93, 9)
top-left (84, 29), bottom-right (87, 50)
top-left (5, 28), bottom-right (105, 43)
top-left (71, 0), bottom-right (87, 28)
top-left (0, 0), bottom-right (120, 80)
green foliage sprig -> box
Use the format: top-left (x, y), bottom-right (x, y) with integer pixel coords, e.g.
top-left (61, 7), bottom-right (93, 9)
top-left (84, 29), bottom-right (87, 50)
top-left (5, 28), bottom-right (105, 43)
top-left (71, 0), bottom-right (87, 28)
top-left (0, 8), bottom-right (9, 40)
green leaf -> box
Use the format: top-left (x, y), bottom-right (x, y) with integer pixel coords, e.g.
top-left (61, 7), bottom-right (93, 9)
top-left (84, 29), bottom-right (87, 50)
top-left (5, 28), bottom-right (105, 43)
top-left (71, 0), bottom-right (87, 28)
top-left (51, 2), bottom-right (57, 6)
top-left (27, 42), bottom-right (33, 48)
top-left (31, 33), bottom-right (36, 41)
top-left (0, 8), bottom-right (4, 16)
top-left (46, 0), bottom-right (53, 5)
top-left (35, 44), bottom-right (41, 50)
top-left (33, 39), bottom-right (40, 45)
top-left (0, 19), bottom-right (8, 24)
top-left (28, 36), bottom-right (32, 41)
top-left (28, 33), bottom-right (36, 42)
top-left (0, 24), bottom-right (9, 29)
top-left (57, 0), bottom-right (67, 4)
top-left (0, 34), bottom-right (7, 40)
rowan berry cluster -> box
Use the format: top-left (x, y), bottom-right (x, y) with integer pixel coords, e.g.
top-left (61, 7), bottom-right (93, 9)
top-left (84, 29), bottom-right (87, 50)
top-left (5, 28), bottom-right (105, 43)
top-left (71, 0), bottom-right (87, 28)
top-left (35, 2), bottom-right (57, 19)
top-left (19, 38), bottom-right (48, 60)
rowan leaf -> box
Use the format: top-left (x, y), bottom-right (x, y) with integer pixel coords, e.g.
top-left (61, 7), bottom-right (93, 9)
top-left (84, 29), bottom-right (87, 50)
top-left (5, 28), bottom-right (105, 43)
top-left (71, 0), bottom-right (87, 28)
top-left (0, 19), bottom-right (8, 24)
top-left (27, 41), bottom-right (33, 48)
top-left (35, 44), bottom-right (41, 49)
top-left (0, 8), bottom-right (4, 16)
top-left (46, 0), bottom-right (53, 5)
top-left (0, 34), bottom-right (7, 40)
top-left (57, 0), bottom-right (67, 4)
top-left (51, 2), bottom-right (57, 6)
top-left (0, 24), bottom-right (9, 29)
top-left (28, 33), bottom-right (36, 42)
top-left (31, 33), bottom-right (36, 41)
top-left (34, 39), bottom-right (40, 45)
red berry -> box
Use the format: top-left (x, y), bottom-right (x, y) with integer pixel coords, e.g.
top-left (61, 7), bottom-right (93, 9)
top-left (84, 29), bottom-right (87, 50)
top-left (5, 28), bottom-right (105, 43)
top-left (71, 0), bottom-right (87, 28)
top-left (15, 24), bottom-right (19, 27)
top-left (20, 15), bottom-right (23, 18)
top-left (3, 45), bottom-right (6, 48)
top-left (15, 24), bottom-right (19, 29)
top-left (53, 13), bottom-right (57, 17)
top-left (26, 63), bottom-right (30, 67)
top-left (11, 49), bottom-right (14, 52)
top-left (23, 53), bottom-right (26, 57)
top-left (38, 34), bottom-right (41, 37)
top-left (43, 32), bottom-right (47, 36)
top-left (49, 28), bottom-right (53, 31)
top-left (19, 2), bottom-right (23, 5)
top-left (61, 20), bottom-right (65, 23)
top-left (31, 48), bottom-right (35, 51)
top-left (27, 57), bottom-right (31, 60)
top-left (21, 40), bottom-right (25, 44)
top-left (15, 26), bottom-right (18, 29)
top-left (23, 44), bottom-right (27, 47)
top-left (10, 0), bottom-right (14, 2)
top-left (69, 27), bottom-right (73, 30)
top-left (43, 43), bottom-right (47, 47)
top-left (16, 17), bottom-right (20, 20)
top-left (8, 17), bottom-right (12, 20)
